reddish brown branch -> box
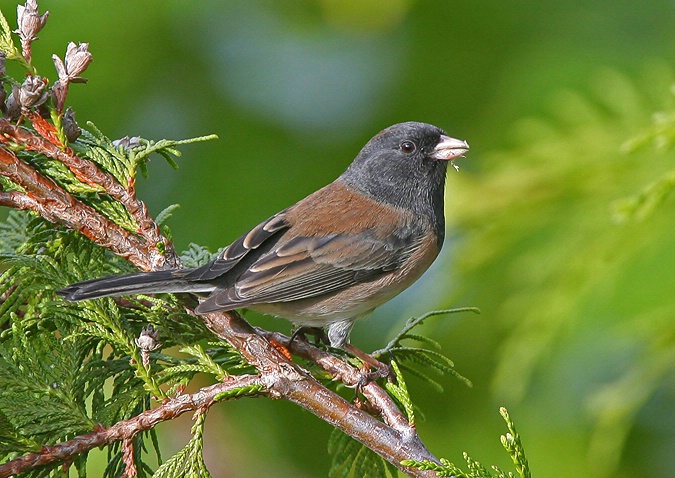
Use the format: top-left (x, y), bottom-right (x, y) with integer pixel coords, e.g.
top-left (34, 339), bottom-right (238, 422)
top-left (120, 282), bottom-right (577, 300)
top-left (201, 311), bottom-right (439, 476)
top-left (121, 438), bottom-right (137, 478)
top-left (259, 329), bottom-right (415, 438)
top-left (0, 146), bottom-right (155, 271)
top-left (0, 189), bottom-right (40, 211)
top-left (0, 375), bottom-right (263, 478)
top-left (0, 118), bottom-right (178, 269)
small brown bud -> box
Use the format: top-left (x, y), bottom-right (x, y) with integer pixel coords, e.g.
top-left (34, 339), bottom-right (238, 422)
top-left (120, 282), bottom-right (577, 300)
top-left (113, 136), bottom-right (142, 150)
top-left (50, 79), bottom-right (68, 113)
top-left (5, 84), bottom-right (21, 119)
top-left (135, 325), bottom-right (161, 368)
top-left (53, 42), bottom-right (92, 82)
top-left (14, 0), bottom-right (49, 49)
top-left (136, 324), bottom-right (161, 351)
top-left (17, 75), bottom-right (48, 111)
top-left (62, 107), bottom-right (81, 142)
top-left (0, 51), bottom-right (6, 77)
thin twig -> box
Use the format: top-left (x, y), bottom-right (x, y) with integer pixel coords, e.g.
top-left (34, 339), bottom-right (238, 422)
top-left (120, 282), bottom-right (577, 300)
top-left (0, 375), bottom-right (263, 478)
top-left (374, 307), bottom-right (481, 356)
top-left (0, 189), bottom-right (39, 210)
top-left (120, 438), bottom-right (137, 478)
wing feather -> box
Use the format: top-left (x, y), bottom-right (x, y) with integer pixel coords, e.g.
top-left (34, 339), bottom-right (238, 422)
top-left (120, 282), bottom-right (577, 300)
top-left (183, 212), bottom-right (289, 281)
top-left (205, 227), bottom-right (421, 309)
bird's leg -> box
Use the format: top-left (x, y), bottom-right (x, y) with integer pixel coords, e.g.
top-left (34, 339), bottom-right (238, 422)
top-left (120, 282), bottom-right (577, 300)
top-left (289, 326), bottom-right (327, 347)
top-left (325, 320), bottom-right (393, 383)
top-left (293, 323), bottom-right (392, 384)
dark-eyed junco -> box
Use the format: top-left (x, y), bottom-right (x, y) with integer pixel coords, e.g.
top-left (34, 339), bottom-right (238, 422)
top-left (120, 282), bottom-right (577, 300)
top-left (59, 122), bottom-right (469, 354)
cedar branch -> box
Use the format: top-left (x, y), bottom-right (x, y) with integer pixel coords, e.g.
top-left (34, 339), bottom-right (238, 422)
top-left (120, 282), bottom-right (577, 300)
top-left (0, 110), bottom-right (440, 477)
top-left (0, 118), bottom-right (178, 269)
top-left (201, 311), bottom-right (439, 476)
top-left (0, 145), bottom-right (156, 270)
top-left (259, 328), bottom-right (415, 438)
top-left (0, 375), bottom-right (264, 478)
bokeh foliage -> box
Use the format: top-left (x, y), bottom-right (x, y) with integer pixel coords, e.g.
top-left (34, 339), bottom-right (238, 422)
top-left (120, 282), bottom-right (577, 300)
top-left (449, 63), bottom-right (675, 477)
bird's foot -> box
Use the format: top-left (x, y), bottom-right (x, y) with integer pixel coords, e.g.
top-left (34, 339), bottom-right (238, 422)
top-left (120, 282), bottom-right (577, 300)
top-left (290, 327), bottom-right (393, 387)
top-left (289, 326), bottom-right (327, 347)
top-left (344, 343), bottom-right (394, 384)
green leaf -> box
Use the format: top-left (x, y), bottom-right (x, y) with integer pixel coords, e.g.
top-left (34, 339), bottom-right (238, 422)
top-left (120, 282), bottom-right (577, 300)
top-left (152, 412), bottom-right (213, 478)
top-left (383, 360), bottom-right (415, 425)
top-left (179, 344), bottom-right (228, 379)
top-left (611, 169), bottom-right (675, 223)
top-left (0, 409), bottom-right (41, 454)
top-left (180, 243), bottom-right (220, 268)
top-left (499, 408), bottom-right (531, 478)
top-left (401, 408), bottom-right (531, 478)
top-left (368, 308), bottom-right (478, 396)
top-left (376, 308), bottom-right (480, 356)
top-left (0, 174), bottom-right (24, 193)
top-left (155, 204), bottom-right (180, 226)
top-left (0, 8), bottom-right (21, 61)
top-left (213, 383), bottom-right (265, 402)
top-left (0, 210), bottom-right (33, 253)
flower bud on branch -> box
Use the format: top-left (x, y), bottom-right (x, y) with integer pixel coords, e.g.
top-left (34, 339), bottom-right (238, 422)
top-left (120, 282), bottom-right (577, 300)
top-left (51, 42), bottom-right (92, 112)
top-left (52, 42), bottom-right (92, 82)
top-left (6, 75), bottom-right (49, 116)
top-left (14, 0), bottom-right (49, 63)
top-left (62, 107), bottom-right (81, 142)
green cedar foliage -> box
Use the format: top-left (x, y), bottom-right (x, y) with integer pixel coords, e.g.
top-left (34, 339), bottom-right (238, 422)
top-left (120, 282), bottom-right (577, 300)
top-left (0, 210), bottom-right (250, 475)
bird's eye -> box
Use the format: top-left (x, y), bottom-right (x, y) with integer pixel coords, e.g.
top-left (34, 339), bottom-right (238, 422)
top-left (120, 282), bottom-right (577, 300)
top-left (400, 141), bottom-right (416, 154)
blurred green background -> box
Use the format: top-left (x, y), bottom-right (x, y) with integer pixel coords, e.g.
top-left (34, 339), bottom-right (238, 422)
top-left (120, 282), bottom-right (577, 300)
top-left (2, 0), bottom-right (675, 476)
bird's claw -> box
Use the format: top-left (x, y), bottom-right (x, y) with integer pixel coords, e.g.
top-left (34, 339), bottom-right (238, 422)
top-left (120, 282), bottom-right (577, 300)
top-left (351, 357), bottom-right (395, 397)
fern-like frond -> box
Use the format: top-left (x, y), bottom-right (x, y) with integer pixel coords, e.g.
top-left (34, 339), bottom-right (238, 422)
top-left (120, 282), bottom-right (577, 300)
top-left (179, 243), bottom-right (221, 268)
top-left (74, 124), bottom-right (216, 187)
top-left (383, 361), bottom-right (415, 425)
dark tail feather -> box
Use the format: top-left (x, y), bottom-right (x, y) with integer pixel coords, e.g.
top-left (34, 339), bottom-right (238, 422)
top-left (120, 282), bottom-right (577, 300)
top-left (57, 269), bottom-right (215, 302)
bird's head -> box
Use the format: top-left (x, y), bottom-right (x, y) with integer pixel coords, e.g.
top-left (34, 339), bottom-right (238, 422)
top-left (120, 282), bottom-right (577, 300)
top-left (341, 121), bottom-right (469, 213)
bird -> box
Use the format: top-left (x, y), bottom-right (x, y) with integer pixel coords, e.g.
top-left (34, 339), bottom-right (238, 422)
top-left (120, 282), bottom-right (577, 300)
top-left (58, 122), bottom-right (469, 368)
